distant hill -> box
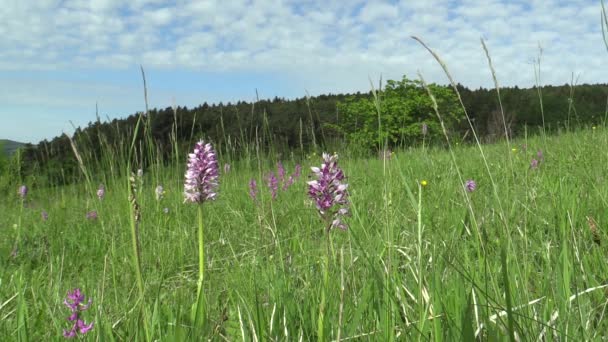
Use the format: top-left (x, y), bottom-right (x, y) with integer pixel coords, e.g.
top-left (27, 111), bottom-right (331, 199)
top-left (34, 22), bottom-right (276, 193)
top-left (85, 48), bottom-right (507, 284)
top-left (0, 139), bottom-right (25, 156)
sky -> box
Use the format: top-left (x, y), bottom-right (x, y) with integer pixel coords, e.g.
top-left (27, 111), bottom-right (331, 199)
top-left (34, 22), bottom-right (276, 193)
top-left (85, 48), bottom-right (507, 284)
top-left (1, 0), bottom-right (607, 144)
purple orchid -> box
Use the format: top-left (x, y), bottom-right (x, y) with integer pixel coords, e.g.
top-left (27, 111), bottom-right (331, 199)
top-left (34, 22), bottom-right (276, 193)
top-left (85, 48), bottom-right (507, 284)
top-left (307, 153), bottom-right (350, 231)
top-left (464, 179), bottom-right (477, 193)
top-left (62, 288), bottom-right (93, 338)
top-left (267, 172), bottom-right (278, 200)
top-left (249, 178), bottom-right (258, 202)
top-left (184, 140), bottom-right (219, 204)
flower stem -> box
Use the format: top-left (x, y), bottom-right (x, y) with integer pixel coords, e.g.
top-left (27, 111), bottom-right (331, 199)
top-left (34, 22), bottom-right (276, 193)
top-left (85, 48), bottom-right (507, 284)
top-left (194, 205), bottom-right (206, 328)
top-left (129, 199), bottom-right (150, 341)
top-left (317, 230), bottom-right (331, 341)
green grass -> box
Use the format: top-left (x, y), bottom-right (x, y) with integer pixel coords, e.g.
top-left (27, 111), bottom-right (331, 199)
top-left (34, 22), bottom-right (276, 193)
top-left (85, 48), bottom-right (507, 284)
top-left (2, 124), bottom-right (608, 340)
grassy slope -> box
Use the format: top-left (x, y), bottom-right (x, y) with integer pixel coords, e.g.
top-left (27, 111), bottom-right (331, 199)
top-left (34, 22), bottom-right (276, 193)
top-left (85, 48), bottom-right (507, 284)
top-left (0, 139), bottom-right (25, 156)
top-left (1, 127), bottom-right (608, 340)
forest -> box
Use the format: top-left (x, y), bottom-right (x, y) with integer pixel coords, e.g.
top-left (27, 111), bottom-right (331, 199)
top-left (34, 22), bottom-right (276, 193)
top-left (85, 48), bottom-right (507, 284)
top-left (15, 76), bottom-right (608, 186)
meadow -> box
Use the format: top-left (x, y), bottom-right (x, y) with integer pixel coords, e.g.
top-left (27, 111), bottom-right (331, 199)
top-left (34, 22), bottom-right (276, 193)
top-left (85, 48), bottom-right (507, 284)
top-left (2, 114), bottom-right (608, 340)
top-left (3, 23), bottom-right (608, 338)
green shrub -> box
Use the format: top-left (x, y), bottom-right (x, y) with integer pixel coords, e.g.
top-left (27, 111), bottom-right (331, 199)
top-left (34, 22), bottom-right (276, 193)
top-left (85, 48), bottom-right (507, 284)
top-left (332, 76), bottom-right (464, 150)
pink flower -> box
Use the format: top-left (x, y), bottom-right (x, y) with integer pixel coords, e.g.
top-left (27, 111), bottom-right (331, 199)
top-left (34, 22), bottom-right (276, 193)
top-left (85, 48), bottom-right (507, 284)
top-left (267, 172), bottom-right (278, 200)
top-left (307, 153), bottom-right (349, 231)
top-left (248, 178), bottom-right (258, 202)
top-left (184, 141), bottom-right (219, 204)
top-left (62, 288), bottom-right (93, 338)
top-left (96, 184), bottom-right (105, 200)
top-left (86, 211), bottom-right (98, 220)
top-left (537, 149), bottom-right (544, 161)
top-left (277, 161), bottom-right (286, 185)
top-left (530, 159), bottom-right (539, 169)
top-left (18, 185), bottom-right (27, 198)
top-left (464, 179), bottom-right (476, 192)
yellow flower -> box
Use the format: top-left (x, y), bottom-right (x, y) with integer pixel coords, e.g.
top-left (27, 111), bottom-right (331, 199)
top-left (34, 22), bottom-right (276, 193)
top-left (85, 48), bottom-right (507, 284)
top-left (592, 126), bottom-right (597, 130)
top-left (420, 180), bottom-right (428, 187)
top-left (511, 147), bottom-right (517, 153)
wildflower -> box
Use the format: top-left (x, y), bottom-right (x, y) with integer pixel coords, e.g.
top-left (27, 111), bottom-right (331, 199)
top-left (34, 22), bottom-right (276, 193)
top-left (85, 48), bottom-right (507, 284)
top-left (248, 178), bottom-right (258, 201)
top-left (137, 169), bottom-right (144, 178)
top-left (267, 172), bottom-right (278, 200)
top-left (307, 153), bottom-right (349, 231)
top-left (155, 185), bottom-right (165, 201)
top-left (283, 175), bottom-right (295, 191)
top-left (86, 211), bottom-right (98, 220)
top-left (464, 180), bottom-right (476, 192)
top-left (96, 184), bottom-right (105, 200)
top-left (422, 123), bottom-right (428, 136)
top-left (41, 210), bottom-right (48, 221)
top-left (294, 164), bottom-right (302, 179)
top-left (530, 159), bottom-right (539, 169)
top-left (184, 140), bottom-right (219, 204)
top-left (593, 126), bottom-right (597, 130)
top-left (277, 161), bottom-right (286, 185)
top-left (18, 185), bottom-right (27, 198)
top-left (511, 148), bottom-right (517, 153)
top-left (537, 149), bottom-right (544, 161)
top-left (163, 207), bottom-right (169, 214)
top-left (420, 180), bottom-right (428, 187)
top-left (282, 164), bottom-right (302, 191)
top-left (62, 288), bottom-right (93, 338)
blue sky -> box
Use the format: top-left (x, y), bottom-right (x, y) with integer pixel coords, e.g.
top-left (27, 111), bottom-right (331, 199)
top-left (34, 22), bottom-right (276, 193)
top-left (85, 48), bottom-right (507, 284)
top-left (1, 0), bottom-right (606, 143)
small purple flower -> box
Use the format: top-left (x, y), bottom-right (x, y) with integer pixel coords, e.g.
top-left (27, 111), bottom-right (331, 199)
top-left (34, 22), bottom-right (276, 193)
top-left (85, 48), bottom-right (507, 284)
top-left (267, 172), bottom-right (278, 200)
top-left (537, 149), bottom-right (544, 161)
top-left (155, 185), bottom-right (165, 201)
top-left (422, 123), bottom-right (428, 136)
top-left (224, 163), bottom-right (231, 174)
top-left (248, 178), bottom-right (258, 201)
top-left (86, 211), bottom-right (98, 220)
top-left (63, 288), bottom-right (93, 338)
top-left (307, 153), bottom-right (349, 231)
top-left (294, 164), bottom-right (302, 179)
top-left (41, 210), bottom-right (48, 221)
top-left (277, 161), bottom-right (286, 185)
top-left (282, 164), bottom-right (302, 191)
top-left (96, 184), bottom-right (105, 200)
top-left (283, 175), bottom-right (295, 191)
top-left (530, 158), bottom-right (539, 169)
top-left (184, 140), bottom-right (219, 204)
top-left (18, 185), bottom-right (27, 198)
top-left (464, 180), bottom-right (477, 193)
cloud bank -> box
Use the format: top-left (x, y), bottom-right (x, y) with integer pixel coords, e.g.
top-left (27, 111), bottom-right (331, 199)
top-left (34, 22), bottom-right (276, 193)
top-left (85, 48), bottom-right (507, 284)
top-left (1, 0), bottom-right (606, 142)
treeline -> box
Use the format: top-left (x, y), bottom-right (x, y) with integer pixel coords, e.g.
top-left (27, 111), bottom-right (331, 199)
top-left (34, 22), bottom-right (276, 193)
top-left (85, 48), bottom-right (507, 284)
top-left (16, 80), bottom-right (608, 186)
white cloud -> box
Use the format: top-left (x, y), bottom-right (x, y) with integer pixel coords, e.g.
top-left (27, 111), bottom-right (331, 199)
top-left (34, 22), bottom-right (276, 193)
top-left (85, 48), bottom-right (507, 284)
top-left (1, 0), bottom-right (608, 142)
top-left (1, 0), bottom-right (604, 85)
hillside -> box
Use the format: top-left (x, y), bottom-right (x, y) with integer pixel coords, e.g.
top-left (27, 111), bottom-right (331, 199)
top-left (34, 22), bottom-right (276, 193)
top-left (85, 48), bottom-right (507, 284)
top-left (0, 139), bottom-right (24, 156)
